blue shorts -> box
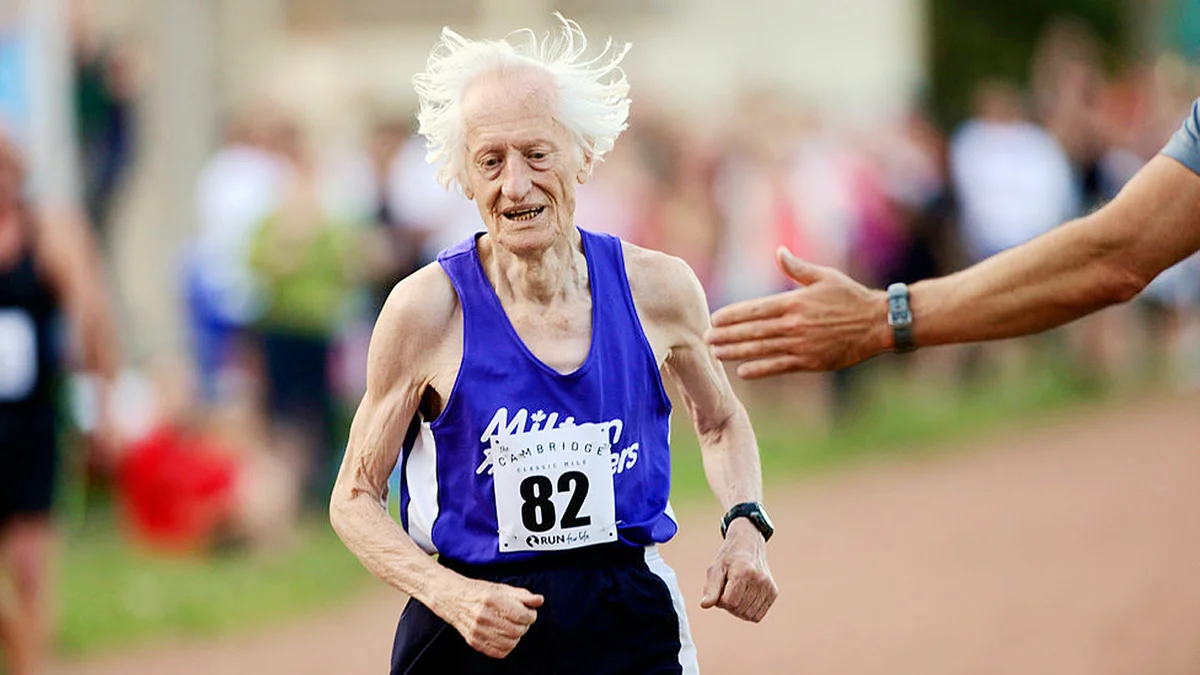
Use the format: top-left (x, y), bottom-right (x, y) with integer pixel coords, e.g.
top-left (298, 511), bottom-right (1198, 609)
top-left (391, 543), bottom-right (698, 675)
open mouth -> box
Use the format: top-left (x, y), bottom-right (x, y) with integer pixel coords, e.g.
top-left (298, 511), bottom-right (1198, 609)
top-left (503, 206), bottom-right (546, 222)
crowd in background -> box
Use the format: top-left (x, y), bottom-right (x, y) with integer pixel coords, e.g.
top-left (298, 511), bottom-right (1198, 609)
top-left (44, 18), bottom-right (1200, 553)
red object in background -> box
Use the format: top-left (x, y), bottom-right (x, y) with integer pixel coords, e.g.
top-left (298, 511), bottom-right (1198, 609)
top-left (116, 425), bottom-right (239, 553)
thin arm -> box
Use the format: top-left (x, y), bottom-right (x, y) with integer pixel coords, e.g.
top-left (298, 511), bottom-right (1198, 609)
top-left (329, 270), bottom-right (462, 609)
top-left (660, 258), bottom-right (762, 508)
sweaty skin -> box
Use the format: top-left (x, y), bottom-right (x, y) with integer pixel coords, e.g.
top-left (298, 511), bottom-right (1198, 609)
top-left (706, 155), bottom-right (1200, 378)
top-left (330, 68), bottom-right (776, 660)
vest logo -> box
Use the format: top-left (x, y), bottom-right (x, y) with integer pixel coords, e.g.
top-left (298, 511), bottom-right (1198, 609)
top-left (476, 407), bottom-right (639, 476)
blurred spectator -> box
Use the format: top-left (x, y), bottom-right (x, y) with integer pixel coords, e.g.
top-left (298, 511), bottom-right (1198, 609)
top-left (114, 354), bottom-right (300, 555)
top-left (0, 133), bottom-right (119, 675)
top-left (187, 105), bottom-right (292, 403)
top-left (248, 133), bottom-right (358, 512)
top-left (651, 139), bottom-right (722, 287)
top-left (319, 114), bottom-right (429, 316)
top-left (631, 110), bottom-right (722, 285)
top-left (877, 108), bottom-right (957, 285)
top-left (70, 16), bottom-right (138, 251)
top-left (117, 422), bottom-right (238, 553)
top-left (573, 119), bottom-right (657, 247)
top-left (711, 91), bottom-right (814, 308)
top-left (949, 80), bottom-right (1080, 264)
top-left (791, 117), bottom-right (908, 419)
top-left (1031, 17), bottom-right (1109, 210)
top-left (387, 133), bottom-right (480, 264)
top-left (360, 117), bottom-right (427, 315)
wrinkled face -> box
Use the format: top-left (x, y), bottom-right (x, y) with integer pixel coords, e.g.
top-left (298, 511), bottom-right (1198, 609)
top-left (460, 69), bottom-right (590, 256)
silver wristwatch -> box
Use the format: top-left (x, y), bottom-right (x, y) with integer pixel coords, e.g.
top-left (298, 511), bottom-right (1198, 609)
top-left (886, 282), bottom-right (916, 353)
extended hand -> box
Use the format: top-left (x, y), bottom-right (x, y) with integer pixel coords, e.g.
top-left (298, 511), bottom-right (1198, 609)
top-left (440, 578), bottom-right (545, 659)
top-left (706, 248), bottom-right (891, 377)
top-left (700, 519), bottom-right (777, 622)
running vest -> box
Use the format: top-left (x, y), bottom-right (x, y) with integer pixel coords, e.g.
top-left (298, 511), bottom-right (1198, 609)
top-left (398, 228), bottom-right (677, 566)
top-left (0, 238), bottom-right (59, 426)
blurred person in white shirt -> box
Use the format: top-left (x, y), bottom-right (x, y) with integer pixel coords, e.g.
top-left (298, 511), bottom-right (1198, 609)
top-left (950, 81), bottom-right (1080, 263)
top-left (187, 106), bottom-right (292, 402)
top-left (386, 134), bottom-right (482, 265)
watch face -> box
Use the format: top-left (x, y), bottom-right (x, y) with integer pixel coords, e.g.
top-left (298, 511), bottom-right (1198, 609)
top-left (755, 507), bottom-right (774, 531)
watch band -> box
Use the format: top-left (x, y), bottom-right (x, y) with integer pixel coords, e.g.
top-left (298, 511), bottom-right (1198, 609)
top-left (886, 282), bottom-right (916, 353)
top-left (720, 502), bottom-right (774, 542)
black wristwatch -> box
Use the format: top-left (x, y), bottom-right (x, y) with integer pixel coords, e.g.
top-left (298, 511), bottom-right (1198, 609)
top-left (886, 282), bottom-right (916, 353)
top-left (720, 502), bottom-right (774, 542)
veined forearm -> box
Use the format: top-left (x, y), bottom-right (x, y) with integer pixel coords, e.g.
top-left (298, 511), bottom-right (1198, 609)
top-left (909, 216), bottom-right (1142, 347)
top-left (697, 406), bottom-right (763, 510)
top-left (330, 488), bottom-right (457, 608)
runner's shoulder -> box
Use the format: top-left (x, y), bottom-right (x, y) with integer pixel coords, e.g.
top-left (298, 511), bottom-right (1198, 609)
top-left (374, 261), bottom-right (460, 355)
top-left (620, 241), bottom-right (710, 332)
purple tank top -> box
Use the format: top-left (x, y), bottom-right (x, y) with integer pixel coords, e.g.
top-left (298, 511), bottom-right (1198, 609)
top-left (398, 228), bottom-right (677, 565)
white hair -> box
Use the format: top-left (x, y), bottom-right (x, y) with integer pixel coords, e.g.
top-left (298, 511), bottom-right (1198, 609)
top-left (413, 13), bottom-right (631, 191)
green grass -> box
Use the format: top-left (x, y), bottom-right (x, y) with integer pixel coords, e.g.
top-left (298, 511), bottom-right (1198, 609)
top-left (58, 517), bottom-right (372, 656)
top-left (669, 356), bottom-right (1111, 502)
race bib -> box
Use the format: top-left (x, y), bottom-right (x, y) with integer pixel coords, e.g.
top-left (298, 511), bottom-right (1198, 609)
top-left (491, 422), bottom-right (618, 553)
top-left (0, 309), bottom-right (37, 401)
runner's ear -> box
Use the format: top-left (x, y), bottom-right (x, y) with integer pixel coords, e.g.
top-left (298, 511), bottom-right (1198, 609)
top-left (576, 146), bottom-right (594, 184)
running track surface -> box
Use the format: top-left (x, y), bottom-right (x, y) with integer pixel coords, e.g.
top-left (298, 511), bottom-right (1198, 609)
top-left (51, 392), bottom-right (1200, 675)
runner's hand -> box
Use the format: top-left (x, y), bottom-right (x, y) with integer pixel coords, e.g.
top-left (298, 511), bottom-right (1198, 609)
top-left (700, 518), bottom-right (777, 622)
top-left (442, 578), bottom-right (544, 659)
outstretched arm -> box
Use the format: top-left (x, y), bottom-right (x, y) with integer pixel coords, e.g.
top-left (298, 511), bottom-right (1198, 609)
top-left (708, 154), bottom-right (1200, 378)
top-left (630, 247), bottom-right (777, 623)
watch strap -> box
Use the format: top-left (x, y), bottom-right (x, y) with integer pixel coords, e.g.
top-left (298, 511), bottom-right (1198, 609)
top-left (887, 282), bottom-right (916, 353)
top-left (720, 502), bottom-right (774, 542)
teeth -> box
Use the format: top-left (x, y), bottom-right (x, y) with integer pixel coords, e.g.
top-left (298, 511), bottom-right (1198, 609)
top-left (507, 207), bottom-right (542, 222)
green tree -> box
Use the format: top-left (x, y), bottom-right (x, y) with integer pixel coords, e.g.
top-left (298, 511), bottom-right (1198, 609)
top-left (930, 0), bottom-right (1129, 129)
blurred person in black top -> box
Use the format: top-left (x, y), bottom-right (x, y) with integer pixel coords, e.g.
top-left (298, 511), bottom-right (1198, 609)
top-left (366, 117), bottom-right (427, 316)
top-left (0, 134), bottom-right (119, 675)
top-left (70, 2), bottom-right (138, 251)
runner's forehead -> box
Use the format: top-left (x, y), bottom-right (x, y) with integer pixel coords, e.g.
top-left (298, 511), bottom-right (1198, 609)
top-left (461, 70), bottom-right (561, 145)
top-left (462, 68), bottom-right (556, 115)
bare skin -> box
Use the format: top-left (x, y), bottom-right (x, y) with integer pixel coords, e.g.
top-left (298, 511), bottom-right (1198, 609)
top-left (707, 155), bottom-right (1200, 378)
top-left (0, 141), bottom-right (119, 675)
top-left (330, 68), bottom-right (776, 661)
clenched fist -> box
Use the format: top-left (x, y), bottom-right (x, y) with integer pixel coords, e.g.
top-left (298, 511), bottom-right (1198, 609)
top-left (440, 578), bottom-right (545, 659)
top-left (700, 518), bottom-right (777, 623)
